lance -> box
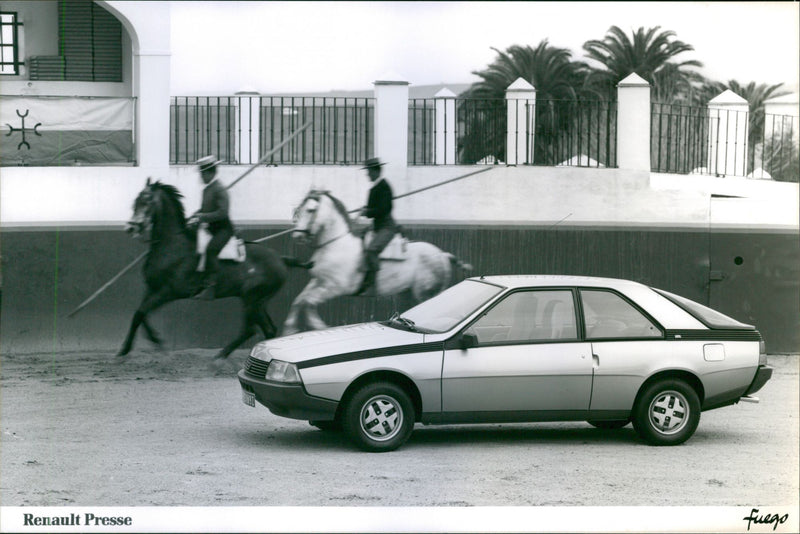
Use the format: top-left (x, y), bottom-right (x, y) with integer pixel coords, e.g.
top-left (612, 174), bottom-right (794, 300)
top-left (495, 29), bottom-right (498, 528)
top-left (67, 251), bottom-right (147, 318)
top-left (68, 122), bottom-right (313, 317)
top-left (225, 121), bottom-right (312, 190)
top-left (253, 165), bottom-right (496, 242)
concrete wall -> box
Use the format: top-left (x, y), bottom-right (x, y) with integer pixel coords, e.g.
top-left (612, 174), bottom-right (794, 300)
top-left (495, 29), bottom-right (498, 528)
top-left (3, 165), bottom-right (797, 228)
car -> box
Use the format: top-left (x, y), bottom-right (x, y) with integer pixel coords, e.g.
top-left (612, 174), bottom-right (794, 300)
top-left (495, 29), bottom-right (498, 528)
top-left (238, 275), bottom-right (773, 452)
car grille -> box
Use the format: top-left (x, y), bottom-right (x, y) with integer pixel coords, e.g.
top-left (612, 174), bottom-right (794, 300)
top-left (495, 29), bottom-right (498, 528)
top-left (243, 356), bottom-right (269, 379)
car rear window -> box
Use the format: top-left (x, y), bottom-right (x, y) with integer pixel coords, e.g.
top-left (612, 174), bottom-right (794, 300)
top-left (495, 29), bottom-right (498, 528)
top-left (653, 288), bottom-right (753, 329)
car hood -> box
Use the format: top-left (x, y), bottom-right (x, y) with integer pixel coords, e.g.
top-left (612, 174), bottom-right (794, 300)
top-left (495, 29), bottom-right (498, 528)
top-left (251, 322), bottom-right (426, 364)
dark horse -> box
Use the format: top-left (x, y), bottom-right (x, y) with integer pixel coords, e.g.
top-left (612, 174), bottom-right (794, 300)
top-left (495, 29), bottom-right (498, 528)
top-left (119, 179), bottom-right (288, 359)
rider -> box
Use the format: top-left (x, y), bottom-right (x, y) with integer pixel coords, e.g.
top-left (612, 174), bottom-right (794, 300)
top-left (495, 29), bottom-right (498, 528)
top-left (189, 155), bottom-right (233, 299)
top-left (356, 157), bottom-right (397, 295)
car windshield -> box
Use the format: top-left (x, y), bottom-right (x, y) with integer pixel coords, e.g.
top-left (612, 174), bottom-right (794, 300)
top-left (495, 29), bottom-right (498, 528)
top-left (654, 288), bottom-right (753, 329)
top-left (389, 279), bottom-right (504, 333)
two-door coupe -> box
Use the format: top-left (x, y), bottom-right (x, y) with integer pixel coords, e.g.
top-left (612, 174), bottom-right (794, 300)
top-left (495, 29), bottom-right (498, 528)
top-left (238, 275), bottom-right (772, 451)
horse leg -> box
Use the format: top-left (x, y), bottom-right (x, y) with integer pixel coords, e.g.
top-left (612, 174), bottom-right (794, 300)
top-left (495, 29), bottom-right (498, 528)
top-left (282, 301), bottom-right (303, 336)
top-left (141, 318), bottom-right (164, 347)
top-left (215, 300), bottom-right (259, 359)
top-left (257, 302), bottom-right (278, 339)
top-left (284, 278), bottom-right (337, 334)
top-left (300, 279), bottom-right (337, 330)
top-left (117, 290), bottom-right (171, 357)
top-left (305, 304), bottom-right (328, 331)
top-left (283, 279), bottom-right (322, 335)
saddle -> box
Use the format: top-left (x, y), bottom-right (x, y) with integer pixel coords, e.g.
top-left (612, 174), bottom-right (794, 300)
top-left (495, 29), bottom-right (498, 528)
top-left (197, 225), bottom-right (246, 263)
top-left (364, 230), bottom-right (408, 261)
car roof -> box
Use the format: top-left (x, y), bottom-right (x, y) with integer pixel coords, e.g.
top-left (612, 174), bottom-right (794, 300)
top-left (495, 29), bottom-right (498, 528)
top-left (469, 274), bottom-right (650, 291)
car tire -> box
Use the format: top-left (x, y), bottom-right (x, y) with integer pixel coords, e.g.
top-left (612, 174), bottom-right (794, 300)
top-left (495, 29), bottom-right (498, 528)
top-left (342, 382), bottom-right (415, 452)
top-left (632, 379), bottom-right (700, 446)
top-left (309, 420), bottom-right (341, 432)
top-left (587, 419), bottom-right (630, 430)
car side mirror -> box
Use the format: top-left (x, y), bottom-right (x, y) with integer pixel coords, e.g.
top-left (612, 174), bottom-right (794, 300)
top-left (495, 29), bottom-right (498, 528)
top-left (459, 332), bottom-right (478, 350)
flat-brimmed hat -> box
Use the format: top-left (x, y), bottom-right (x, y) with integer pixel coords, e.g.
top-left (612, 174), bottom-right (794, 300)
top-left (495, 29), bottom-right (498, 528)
top-left (196, 155), bottom-right (221, 172)
top-left (361, 157), bottom-right (386, 169)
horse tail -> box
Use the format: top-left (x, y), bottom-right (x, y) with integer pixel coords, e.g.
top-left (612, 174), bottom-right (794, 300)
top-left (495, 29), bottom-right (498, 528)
top-left (448, 253), bottom-right (473, 274)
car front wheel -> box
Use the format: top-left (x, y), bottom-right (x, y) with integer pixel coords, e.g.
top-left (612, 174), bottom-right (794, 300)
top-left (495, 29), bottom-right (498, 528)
top-left (632, 379), bottom-right (700, 445)
top-left (342, 382), bottom-right (415, 452)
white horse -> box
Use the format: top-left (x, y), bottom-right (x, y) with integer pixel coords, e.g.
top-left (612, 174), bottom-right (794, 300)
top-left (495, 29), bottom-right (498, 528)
top-left (283, 190), bottom-right (472, 334)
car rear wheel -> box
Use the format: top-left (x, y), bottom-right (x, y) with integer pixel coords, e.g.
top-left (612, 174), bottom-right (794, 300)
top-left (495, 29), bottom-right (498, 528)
top-left (342, 382), bottom-right (415, 452)
top-left (587, 419), bottom-right (630, 429)
top-left (632, 379), bottom-right (700, 445)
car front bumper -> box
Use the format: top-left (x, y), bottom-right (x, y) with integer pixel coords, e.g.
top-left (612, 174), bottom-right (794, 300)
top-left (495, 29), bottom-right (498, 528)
top-left (238, 370), bottom-right (338, 421)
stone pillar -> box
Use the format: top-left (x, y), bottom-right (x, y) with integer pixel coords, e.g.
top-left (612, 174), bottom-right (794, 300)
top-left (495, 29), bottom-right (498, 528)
top-left (373, 73), bottom-right (409, 175)
top-left (235, 91), bottom-right (260, 165)
top-left (617, 73), bottom-right (651, 172)
top-left (505, 78), bottom-right (535, 165)
top-left (434, 88), bottom-right (456, 165)
top-left (707, 90), bottom-right (749, 177)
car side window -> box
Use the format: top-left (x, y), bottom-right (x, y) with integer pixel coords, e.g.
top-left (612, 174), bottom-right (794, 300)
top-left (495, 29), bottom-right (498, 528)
top-left (581, 289), bottom-right (662, 339)
top-left (468, 290), bottom-right (577, 344)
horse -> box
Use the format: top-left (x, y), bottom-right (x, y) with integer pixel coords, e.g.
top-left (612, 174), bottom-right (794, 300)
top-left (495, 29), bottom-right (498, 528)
top-left (120, 179), bottom-right (288, 359)
top-left (283, 189), bottom-right (472, 334)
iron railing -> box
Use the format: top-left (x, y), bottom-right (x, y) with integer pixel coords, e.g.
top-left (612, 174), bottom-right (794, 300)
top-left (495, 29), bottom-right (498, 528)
top-left (170, 95), bottom-right (374, 165)
top-left (653, 104), bottom-right (799, 181)
top-left (651, 103), bottom-right (710, 174)
top-left (408, 97), bottom-right (616, 167)
top-left (752, 113), bottom-right (798, 182)
top-left (259, 96), bottom-right (373, 165)
top-left (535, 99), bottom-right (617, 168)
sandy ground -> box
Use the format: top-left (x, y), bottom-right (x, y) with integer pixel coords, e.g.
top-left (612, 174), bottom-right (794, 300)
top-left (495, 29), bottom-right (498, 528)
top-left (1, 348), bottom-right (797, 509)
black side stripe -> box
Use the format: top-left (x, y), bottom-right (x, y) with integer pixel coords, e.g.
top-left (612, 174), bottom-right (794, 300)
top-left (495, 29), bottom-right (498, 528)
top-left (296, 342), bottom-right (444, 370)
top-left (664, 329), bottom-right (761, 341)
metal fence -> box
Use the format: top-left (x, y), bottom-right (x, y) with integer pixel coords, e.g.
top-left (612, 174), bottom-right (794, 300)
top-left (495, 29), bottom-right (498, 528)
top-left (534, 99), bottom-right (617, 167)
top-left (652, 103), bottom-right (799, 181)
top-left (753, 113), bottom-right (798, 182)
top-left (408, 97), bottom-right (616, 167)
top-left (651, 103), bottom-right (710, 174)
top-left (170, 96), bottom-right (374, 165)
top-left (170, 94), bottom-right (795, 180)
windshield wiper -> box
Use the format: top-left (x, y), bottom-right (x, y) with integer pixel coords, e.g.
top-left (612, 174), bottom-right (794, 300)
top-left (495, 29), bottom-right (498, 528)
top-left (388, 312), bottom-right (417, 331)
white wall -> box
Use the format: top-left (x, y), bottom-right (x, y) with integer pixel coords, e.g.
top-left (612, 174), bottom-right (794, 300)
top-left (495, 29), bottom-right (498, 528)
top-left (2, 166), bottom-right (797, 232)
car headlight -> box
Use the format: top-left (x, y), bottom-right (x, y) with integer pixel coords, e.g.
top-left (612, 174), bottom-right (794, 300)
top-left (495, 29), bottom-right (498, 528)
top-left (265, 359), bottom-right (302, 383)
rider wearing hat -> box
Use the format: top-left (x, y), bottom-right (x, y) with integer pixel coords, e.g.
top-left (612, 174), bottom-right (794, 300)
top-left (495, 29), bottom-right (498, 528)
top-left (189, 155), bottom-right (233, 299)
top-left (357, 157), bottom-right (397, 295)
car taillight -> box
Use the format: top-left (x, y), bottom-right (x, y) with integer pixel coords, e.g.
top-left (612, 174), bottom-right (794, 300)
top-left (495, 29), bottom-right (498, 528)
top-left (759, 338), bottom-right (768, 366)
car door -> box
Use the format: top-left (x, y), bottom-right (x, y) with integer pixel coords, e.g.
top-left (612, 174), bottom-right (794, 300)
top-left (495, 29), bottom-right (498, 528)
top-left (580, 288), bottom-right (665, 411)
top-left (441, 289), bottom-right (594, 420)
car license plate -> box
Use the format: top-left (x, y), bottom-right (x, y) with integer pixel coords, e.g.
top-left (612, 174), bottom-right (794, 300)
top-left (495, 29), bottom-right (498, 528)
top-left (242, 388), bottom-right (255, 407)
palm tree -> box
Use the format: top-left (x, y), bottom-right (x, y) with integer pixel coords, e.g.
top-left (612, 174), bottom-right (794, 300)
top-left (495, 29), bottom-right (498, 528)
top-left (465, 41), bottom-right (593, 101)
top-left (459, 40), bottom-right (603, 164)
top-left (582, 26), bottom-right (703, 102)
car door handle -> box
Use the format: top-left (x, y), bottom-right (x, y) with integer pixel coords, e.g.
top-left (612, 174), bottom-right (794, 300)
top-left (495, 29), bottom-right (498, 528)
top-left (592, 353), bottom-right (599, 369)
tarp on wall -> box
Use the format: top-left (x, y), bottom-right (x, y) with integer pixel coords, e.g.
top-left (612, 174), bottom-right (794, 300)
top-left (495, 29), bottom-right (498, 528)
top-left (0, 96), bottom-right (134, 166)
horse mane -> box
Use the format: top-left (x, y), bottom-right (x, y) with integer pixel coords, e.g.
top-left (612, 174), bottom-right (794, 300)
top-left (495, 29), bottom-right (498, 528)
top-left (309, 190), bottom-right (354, 231)
top-left (150, 181), bottom-right (187, 225)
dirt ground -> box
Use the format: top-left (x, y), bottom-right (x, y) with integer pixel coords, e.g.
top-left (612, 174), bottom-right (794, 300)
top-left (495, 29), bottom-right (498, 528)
top-left (1, 348), bottom-right (798, 513)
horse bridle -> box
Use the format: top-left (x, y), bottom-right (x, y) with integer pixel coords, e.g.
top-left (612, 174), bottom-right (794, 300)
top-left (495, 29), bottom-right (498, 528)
top-left (293, 191), bottom-right (350, 250)
top-left (126, 186), bottom-right (157, 241)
